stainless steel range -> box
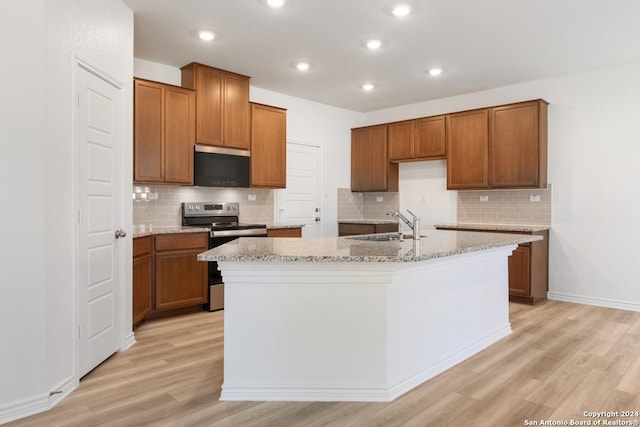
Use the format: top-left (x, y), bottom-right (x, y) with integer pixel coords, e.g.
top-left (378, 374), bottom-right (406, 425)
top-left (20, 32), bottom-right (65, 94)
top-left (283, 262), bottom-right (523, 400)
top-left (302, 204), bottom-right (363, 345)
top-left (182, 201), bottom-right (267, 311)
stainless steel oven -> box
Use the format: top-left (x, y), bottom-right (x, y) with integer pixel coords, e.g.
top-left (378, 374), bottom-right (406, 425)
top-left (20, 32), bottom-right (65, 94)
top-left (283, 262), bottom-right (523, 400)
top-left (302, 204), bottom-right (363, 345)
top-left (181, 202), bottom-right (267, 311)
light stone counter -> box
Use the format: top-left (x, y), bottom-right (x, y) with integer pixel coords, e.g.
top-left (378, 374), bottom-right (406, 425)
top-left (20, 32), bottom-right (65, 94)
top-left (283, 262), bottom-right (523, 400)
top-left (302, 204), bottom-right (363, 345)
top-left (264, 223), bottom-right (305, 230)
top-left (337, 219), bottom-right (399, 225)
top-left (132, 226), bottom-right (210, 238)
top-left (435, 223), bottom-right (550, 233)
top-left (197, 229), bottom-right (541, 263)
top-left (201, 229), bottom-right (543, 403)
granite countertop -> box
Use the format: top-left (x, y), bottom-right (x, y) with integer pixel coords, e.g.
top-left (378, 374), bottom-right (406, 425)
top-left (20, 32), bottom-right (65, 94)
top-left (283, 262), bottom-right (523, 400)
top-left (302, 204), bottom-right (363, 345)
top-left (198, 229), bottom-right (542, 263)
top-left (265, 223), bottom-right (306, 229)
top-left (338, 219), bottom-right (399, 225)
top-left (133, 226), bottom-right (210, 238)
top-left (133, 223), bottom-right (305, 238)
top-left (435, 223), bottom-right (550, 233)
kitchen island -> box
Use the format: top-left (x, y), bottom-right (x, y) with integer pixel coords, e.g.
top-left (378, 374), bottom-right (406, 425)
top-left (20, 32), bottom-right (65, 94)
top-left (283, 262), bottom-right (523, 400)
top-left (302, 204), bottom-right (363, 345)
top-left (198, 230), bottom-right (542, 402)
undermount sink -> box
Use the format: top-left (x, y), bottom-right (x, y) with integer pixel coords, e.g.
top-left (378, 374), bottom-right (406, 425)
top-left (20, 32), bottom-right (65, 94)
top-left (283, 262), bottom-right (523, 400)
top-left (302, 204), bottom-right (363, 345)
top-left (347, 232), bottom-right (428, 242)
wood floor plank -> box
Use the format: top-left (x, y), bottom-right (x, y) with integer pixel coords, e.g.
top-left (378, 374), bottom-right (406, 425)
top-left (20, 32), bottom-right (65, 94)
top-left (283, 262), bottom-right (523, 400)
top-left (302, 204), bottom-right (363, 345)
top-left (8, 302), bottom-right (640, 427)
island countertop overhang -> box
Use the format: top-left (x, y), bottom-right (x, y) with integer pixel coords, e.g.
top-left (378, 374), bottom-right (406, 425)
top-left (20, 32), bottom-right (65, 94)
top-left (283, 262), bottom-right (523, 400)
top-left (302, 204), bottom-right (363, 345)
top-left (197, 229), bottom-right (542, 263)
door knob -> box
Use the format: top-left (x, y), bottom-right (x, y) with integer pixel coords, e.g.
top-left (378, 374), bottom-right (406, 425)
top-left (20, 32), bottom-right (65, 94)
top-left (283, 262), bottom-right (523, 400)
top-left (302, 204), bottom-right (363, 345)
top-left (114, 229), bottom-right (127, 239)
top-left (315, 217), bottom-right (321, 222)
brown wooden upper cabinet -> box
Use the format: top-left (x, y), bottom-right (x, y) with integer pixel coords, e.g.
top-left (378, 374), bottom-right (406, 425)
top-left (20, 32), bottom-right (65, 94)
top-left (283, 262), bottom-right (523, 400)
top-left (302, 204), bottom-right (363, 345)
top-left (181, 62), bottom-right (250, 150)
top-left (489, 100), bottom-right (548, 188)
top-left (134, 78), bottom-right (195, 185)
top-left (388, 116), bottom-right (446, 162)
top-left (250, 103), bottom-right (287, 188)
top-left (446, 108), bottom-right (490, 189)
top-left (446, 99), bottom-right (548, 190)
top-left (351, 125), bottom-right (398, 192)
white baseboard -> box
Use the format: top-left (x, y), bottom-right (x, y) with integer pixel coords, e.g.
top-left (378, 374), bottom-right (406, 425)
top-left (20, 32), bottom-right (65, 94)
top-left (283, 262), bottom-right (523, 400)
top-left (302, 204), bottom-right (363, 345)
top-left (548, 292), bottom-right (640, 312)
top-left (123, 331), bottom-right (136, 351)
top-left (0, 376), bottom-right (77, 425)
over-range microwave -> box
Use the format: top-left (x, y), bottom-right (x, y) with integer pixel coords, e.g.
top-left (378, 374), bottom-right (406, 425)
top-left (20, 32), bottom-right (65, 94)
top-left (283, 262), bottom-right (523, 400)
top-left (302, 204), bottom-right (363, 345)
top-left (194, 145), bottom-right (250, 188)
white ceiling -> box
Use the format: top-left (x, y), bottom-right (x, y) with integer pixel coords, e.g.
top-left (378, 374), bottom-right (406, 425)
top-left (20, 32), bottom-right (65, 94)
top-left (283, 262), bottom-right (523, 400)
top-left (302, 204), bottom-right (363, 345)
top-left (124, 0), bottom-right (640, 112)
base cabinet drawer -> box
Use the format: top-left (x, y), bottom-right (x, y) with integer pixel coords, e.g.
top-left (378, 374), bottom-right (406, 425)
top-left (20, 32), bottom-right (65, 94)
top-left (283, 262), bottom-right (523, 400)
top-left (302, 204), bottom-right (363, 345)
top-left (338, 222), bottom-right (398, 236)
top-left (267, 227), bottom-right (302, 238)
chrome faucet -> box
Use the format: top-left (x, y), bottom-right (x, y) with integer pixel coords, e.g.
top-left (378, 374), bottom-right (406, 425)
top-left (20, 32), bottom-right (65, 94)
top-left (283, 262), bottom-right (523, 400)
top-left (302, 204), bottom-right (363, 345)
top-left (387, 209), bottom-right (421, 240)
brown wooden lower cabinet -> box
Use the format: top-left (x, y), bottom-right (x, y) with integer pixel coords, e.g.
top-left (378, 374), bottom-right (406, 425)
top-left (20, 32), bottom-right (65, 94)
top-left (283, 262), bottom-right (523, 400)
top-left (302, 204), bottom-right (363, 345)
top-left (267, 227), bottom-right (302, 238)
top-left (133, 233), bottom-right (209, 328)
top-left (132, 236), bottom-right (153, 329)
top-left (154, 233), bottom-right (209, 311)
top-left (338, 222), bottom-right (399, 236)
top-left (435, 227), bottom-right (549, 305)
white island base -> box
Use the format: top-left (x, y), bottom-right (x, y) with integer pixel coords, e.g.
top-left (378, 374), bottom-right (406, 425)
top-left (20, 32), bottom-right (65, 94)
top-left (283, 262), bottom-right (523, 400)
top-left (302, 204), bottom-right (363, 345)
top-left (218, 245), bottom-right (515, 402)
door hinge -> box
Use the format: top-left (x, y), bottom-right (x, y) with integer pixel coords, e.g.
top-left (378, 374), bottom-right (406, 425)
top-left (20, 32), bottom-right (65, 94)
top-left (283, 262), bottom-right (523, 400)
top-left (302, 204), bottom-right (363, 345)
top-left (78, 325), bottom-right (81, 339)
top-left (77, 209), bottom-right (81, 224)
top-left (77, 92), bottom-right (81, 108)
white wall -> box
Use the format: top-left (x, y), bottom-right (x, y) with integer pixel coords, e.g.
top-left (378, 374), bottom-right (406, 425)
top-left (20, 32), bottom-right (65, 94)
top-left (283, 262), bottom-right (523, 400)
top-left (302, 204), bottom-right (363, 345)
top-left (134, 57), bottom-right (181, 85)
top-left (0, 0), bottom-right (133, 423)
top-left (133, 61), bottom-right (362, 237)
top-left (362, 62), bottom-right (640, 309)
top-left (0, 0), bottom-right (48, 416)
top-left (398, 161), bottom-right (457, 229)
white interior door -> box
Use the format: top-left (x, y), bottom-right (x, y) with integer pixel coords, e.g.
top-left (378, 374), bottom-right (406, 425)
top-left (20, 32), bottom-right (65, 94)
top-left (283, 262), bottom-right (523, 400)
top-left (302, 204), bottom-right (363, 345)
top-left (77, 64), bottom-right (122, 377)
top-left (276, 142), bottom-right (322, 238)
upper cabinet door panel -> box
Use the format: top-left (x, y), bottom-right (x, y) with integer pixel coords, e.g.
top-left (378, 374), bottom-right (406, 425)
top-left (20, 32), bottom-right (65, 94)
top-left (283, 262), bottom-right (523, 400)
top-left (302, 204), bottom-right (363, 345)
top-left (415, 115), bottom-right (446, 159)
top-left (388, 120), bottom-right (415, 161)
top-left (446, 109), bottom-right (489, 189)
top-left (164, 86), bottom-right (195, 184)
top-left (250, 103), bottom-right (287, 188)
top-left (223, 73), bottom-right (250, 150)
top-left (194, 65), bottom-right (223, 145)
top-left (351, 125), bottom-right (396, 192)
top-left (134, 80), bottom-right (164, 182)
top-left (490, 100), bottom-right (547, 188)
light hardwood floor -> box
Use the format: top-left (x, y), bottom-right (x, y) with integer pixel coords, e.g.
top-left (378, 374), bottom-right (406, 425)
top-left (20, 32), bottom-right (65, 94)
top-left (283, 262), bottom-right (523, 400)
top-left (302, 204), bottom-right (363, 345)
top-left (9, 301), bottom-right (640, 426)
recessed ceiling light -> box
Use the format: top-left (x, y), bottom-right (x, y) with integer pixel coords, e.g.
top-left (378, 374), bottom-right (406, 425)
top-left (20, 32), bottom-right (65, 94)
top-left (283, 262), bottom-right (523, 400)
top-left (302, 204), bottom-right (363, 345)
top-left (198, 30), bottom-right (215, 41)
top-left (366, 39), bottom-right (382, 50)
top-left (429, 68), bottom-right (443, 76)
top-left (296, 62), bottom-right (310, 71)
top-left (391, 4), bottom-right (411, 17)
top-left (267, 0), bottom-right (285, 7)
top-left (362, 83), bottom-right (374, 91)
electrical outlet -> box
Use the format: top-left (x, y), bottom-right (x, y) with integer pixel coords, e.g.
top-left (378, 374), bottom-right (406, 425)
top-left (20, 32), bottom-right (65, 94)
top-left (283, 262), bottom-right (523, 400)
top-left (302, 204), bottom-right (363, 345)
top-left (529, 195), bottom-right (541, 202)
top-left (147, 192), bottom-right (158, 200)
top-left (479, 195), bottom-right (489, 202)
top-left (420, 195), bottom-right (426, 204)
top-left (248, 194), bottom-right (257, 201)
top-left (376, 196), bottom-right (383, 202)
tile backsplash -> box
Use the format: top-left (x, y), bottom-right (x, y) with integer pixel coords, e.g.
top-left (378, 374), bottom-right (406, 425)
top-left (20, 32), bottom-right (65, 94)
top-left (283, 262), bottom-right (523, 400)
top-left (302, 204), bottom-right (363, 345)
top-left (337, 188), bottom-right (399, 221)
top-left (133, 186), bottom-right (274, 227)
top-left (456, 185), bottom-right (552, 226)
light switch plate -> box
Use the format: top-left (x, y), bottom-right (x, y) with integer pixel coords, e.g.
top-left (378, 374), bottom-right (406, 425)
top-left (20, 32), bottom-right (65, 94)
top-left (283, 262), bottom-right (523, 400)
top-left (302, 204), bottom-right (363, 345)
top-left (529, 195), bottom-right (541, 202)
top-left (479, 195), bottom-right (489, 202)
top-left (376, 196), bottom-right (383, 202)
